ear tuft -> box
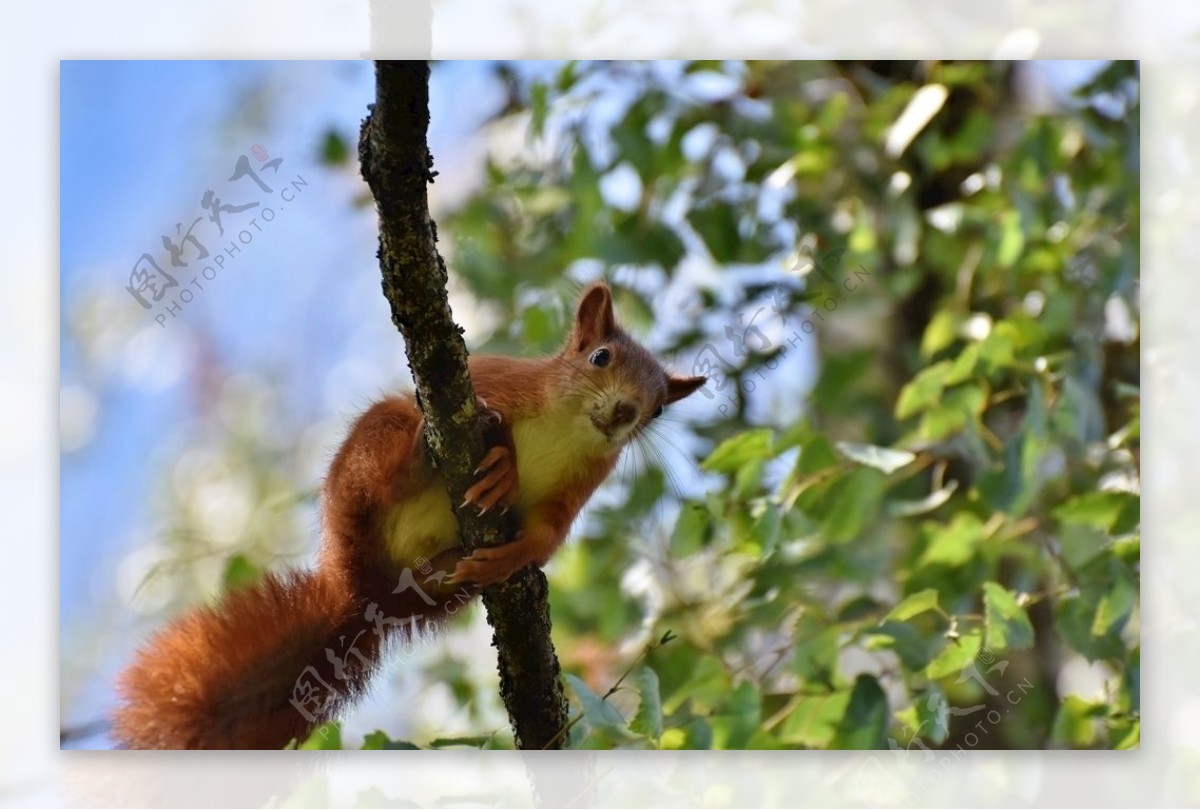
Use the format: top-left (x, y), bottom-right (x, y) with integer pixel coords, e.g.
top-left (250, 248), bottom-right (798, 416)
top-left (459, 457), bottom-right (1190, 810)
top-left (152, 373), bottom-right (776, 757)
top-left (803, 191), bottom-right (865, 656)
top-left (571, 283), bottom-right (616, 351)
top-left (666, 374), bottom-right (707, 403)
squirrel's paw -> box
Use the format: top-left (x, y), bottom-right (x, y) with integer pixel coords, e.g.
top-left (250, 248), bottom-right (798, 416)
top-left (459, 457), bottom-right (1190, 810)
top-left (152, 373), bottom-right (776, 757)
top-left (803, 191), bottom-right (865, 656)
top-left (448, 535), bottom-right (535, 588)
top-left (462, 445), bottom-right (518, 514)
top-left (476, 396), bottom-right (502, 427)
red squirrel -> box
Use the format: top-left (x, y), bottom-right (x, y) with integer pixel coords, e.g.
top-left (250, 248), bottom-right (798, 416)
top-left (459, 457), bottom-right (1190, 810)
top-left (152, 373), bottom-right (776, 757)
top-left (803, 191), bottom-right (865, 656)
top-left (111, 282), bottom-right (706, 749)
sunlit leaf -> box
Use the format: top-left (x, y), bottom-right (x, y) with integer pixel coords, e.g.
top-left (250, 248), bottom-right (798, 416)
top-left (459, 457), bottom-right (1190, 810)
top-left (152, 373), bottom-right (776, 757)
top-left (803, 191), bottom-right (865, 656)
top-left (631, 668), bottom-right (663, 741)
top-left (835, 441), bottom-right (916, 474)
top-left (703, 429), bottom-right (775, 473)
top-left (777, 690), bottom-right (850, 748)
top-left (299, 722), bottom-right (343, 750)
top-left (982, 582), bottom-right (1035, 651)
top-left (886, 589), bottom-right (942, 622)
top-left (886, 83), bottom-right (948, 158)
top-left (889, 480), bottom-right (959, 517)
top-left (918, 513), bottom-right (984, 568)
top-left (925, 631), bottom-right (983, 680)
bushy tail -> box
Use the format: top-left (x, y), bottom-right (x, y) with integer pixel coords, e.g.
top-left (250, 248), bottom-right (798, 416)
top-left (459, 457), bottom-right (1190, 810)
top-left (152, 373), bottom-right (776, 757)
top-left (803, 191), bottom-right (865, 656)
top-left (111, 568), bottom-right (437, 749)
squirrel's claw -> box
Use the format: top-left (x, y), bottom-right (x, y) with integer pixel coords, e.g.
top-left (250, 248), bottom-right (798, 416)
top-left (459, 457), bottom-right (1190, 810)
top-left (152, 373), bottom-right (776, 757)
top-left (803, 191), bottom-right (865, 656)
top-left (474, 445), bottom-right (508, 474)
top-left (450, 535), bottom-right (536, 588)
top-left (462, 445), bottom-right (519, 513)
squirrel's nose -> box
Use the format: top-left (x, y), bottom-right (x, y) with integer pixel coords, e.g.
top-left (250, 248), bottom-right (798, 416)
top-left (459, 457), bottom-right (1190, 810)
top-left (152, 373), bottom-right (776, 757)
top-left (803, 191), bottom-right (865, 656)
top-left (611, 400), bottom-right (639, 429)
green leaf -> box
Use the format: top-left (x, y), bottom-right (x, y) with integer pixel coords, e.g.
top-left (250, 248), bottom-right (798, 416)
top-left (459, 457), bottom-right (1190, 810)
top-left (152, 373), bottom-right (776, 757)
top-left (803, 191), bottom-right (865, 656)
top-left (1113, 534), bottom-right (1140, 567)
top-left (864, 621), bottom-right (938, 671)
top-left (886, 588), bottom-right (942, 622)
top-left (298, 722), bottom-right (343, 750)
top-left (733, 457), bottom-right (767, 500)
top-left (662, 654), bottom-right (730, 714)
top-left (684, 717), bottom-right (714, 750)
top-left (895, 361), bottom-right (953, 419)
top-left (710, 681), bottom-right (761, 749)
top-left (916, 383), bottom-right (988, 441)
top-left (889, 480), bottom-right (958, 517)
top-left (1060, 524), bottom-right (1112, 574)
top-left (1092, 566), bottom-right (1137, 637)
top-left (530, 82), bottom-right (549, 138)
top-left (793, 432), bottom-right (840, 476)
top-left (1051, 695), bottom-right (1105, 748)
top-left (920, 309), bottom-right (961, 358)
top-left (610, 98), bottom-right (657, 181)
top-left (835, 441), bottom-right (916, 474)
top-left (777, 690), bottom-right (851, 748)
top-left (979, 325), bottom-right (1017, 369)
top-left (670, 502), bottom-right (711, 557)
top-left (221, 553), bottom-right (261, 592)
top-left (318, 129), bottom-right (350, 166)
top-left (361, 730), bottom-right (420, 750)
top-left (1114, 718), bottom-right (1140, 750)
top-left (925, 631), bottom-right (983, 680)
top-left (1056, 593), bottom-right (1127, 662)
top-left (566, 674), bottom-right (627, 731)
top-left (830, 674), bottom-right (889, 749)
top-left (688, 201), bottom-right (742, 264)
top-left (819, 468), bottom-right (887, 543)
top-left (996, 209), bottom-right (1026, 268)
top-left (791, 618), bottom-right (841, 683)
top-left (946, 342), bottom-right (981, 384)
top-left (597, 217), bottom-right (687, 270)
top-left (1054, 491), bottom-right (1139, 533)
top-left (703, 429), bottom-right (775, 473)
top-left (918, 513), bottom-right (984, 568)
top-left (896, 684), bottom-right (950, 745)
top-left (521, 303), bottom-right (558, 348)
top-left (982, 582), bottom-right (1035, 651)
top-left (630, 668), bottom-right (663, 741)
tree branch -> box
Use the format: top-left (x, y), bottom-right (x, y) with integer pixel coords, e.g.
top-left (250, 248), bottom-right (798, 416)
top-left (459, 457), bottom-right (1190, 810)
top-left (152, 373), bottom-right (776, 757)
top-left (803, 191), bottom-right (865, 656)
top-left (358, 60), bottom-right (569, 750)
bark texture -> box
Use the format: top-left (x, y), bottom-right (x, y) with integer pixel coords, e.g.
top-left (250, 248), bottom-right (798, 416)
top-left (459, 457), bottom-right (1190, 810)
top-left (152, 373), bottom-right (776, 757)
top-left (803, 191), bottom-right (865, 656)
top-left (358, 60), bottom-right (569, 750)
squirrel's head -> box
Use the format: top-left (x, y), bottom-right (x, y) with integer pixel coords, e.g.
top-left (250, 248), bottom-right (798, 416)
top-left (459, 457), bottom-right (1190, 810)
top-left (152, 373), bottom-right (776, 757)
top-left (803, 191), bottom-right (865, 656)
top-left (556, 282), bottom-right (706, 448)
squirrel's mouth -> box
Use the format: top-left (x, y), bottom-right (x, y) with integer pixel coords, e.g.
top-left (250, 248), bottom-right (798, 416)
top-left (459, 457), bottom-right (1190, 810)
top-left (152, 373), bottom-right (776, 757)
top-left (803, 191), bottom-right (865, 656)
top-left (589, 413), bottom-right (615, 440)
top-left (589, 413), bottom-right (625, 444)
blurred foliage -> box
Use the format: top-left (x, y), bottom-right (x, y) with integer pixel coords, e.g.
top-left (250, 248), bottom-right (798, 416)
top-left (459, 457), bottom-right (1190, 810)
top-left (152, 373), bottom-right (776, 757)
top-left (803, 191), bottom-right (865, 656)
top-left (399, 59), bottom-right (1137, 751)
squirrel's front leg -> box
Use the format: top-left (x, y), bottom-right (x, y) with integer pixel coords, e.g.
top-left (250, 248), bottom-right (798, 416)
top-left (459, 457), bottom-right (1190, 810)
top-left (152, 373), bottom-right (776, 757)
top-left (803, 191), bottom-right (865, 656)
top-left (449, 524), bottom-right (563, 589)
top-left (460, 398), bottom-right (519, 514)
top-left (450, 495), bottom-right (581, 588)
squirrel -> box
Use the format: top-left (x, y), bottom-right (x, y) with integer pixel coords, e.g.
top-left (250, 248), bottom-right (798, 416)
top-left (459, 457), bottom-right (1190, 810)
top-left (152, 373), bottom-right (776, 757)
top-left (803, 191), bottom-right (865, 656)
top-left (111, 282), bottom-right (706, 749)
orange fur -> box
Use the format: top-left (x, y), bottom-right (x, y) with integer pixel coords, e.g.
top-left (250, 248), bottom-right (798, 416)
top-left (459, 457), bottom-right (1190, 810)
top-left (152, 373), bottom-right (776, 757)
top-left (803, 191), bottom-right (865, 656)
top-left (110, 283), bottom-right (706, 749)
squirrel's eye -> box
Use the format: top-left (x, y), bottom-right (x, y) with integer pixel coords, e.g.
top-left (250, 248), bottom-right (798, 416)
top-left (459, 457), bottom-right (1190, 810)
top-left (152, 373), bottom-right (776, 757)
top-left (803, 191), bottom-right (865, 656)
top-left (652, 405), bottom-right (664, 419)
top-left (589, 348), bottom-right (611, 368)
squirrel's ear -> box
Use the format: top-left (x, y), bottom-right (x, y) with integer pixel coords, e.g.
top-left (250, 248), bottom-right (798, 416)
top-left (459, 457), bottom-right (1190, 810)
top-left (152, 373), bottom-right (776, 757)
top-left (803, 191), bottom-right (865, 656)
top-left (572, 282), bottom-right (615, 351)
top-left (666, 374), bottom-right (707, 403)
